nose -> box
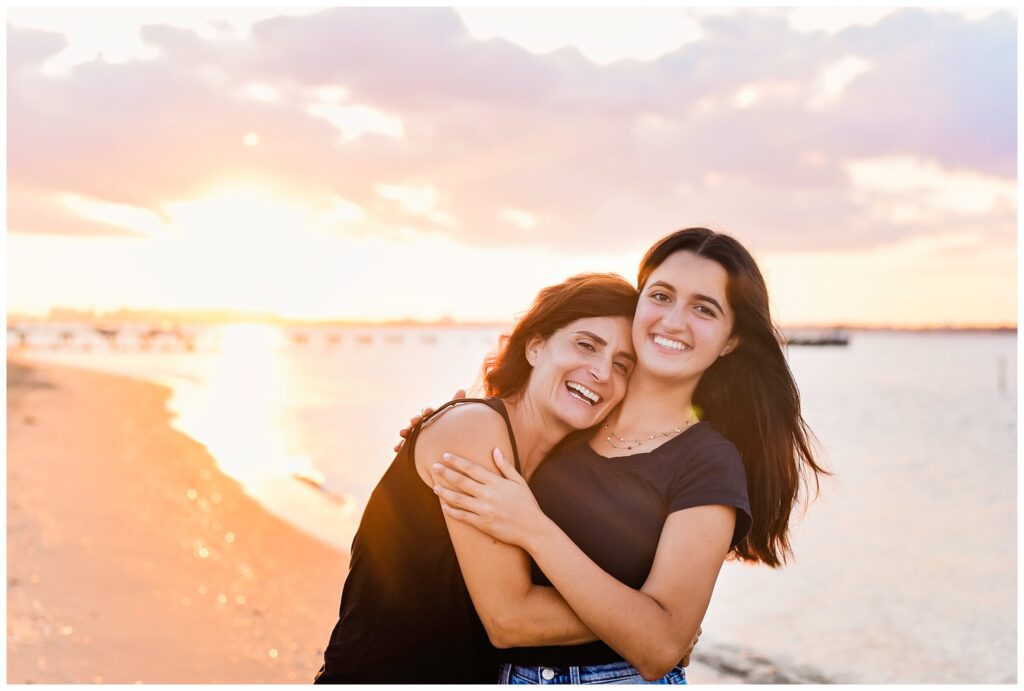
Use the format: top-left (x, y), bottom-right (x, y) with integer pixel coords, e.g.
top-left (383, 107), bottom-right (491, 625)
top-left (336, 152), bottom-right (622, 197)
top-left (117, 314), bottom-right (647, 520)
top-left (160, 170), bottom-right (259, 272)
top-left (659, 304), bottom-right (689, 333)
top-left (589, 356), bottom-right (613, 383)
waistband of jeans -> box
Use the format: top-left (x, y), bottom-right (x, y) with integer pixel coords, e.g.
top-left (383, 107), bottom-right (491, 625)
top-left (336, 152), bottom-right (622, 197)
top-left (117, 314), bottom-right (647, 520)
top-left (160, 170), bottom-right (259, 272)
top-left (500, 660), bottom-right (672, 684)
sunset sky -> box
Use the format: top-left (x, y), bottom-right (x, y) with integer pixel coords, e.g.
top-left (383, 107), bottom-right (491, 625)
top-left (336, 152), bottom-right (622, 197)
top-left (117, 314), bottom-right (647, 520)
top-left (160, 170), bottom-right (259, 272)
top-left (6, 6), bottom-right (1017, 327)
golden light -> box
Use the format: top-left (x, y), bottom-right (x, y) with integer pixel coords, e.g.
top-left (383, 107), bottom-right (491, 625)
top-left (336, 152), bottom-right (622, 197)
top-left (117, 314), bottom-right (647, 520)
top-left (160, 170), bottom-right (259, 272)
top-left (60, 193), bottom-right (168, 238)
top-left (174, 323), bottom-right (287, 481)
top-left (166, 185), bottom-right (308, 239)
top-left (243, 132), bottom-right (260, 147)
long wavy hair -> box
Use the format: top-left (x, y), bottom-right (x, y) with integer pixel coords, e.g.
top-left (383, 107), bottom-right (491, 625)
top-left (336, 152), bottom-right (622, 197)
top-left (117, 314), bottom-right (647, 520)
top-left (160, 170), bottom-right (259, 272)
top-left (638, 227), bottom-right (828, 567)
top-left (483, 273), bottom-right (638, 398)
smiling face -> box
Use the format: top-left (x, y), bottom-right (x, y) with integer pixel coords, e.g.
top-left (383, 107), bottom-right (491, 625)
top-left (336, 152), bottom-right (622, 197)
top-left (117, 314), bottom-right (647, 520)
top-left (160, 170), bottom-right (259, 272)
top-left (633, 250), bottom-right (739, 383)
top-left (524, 316), bottom-right (635, 431)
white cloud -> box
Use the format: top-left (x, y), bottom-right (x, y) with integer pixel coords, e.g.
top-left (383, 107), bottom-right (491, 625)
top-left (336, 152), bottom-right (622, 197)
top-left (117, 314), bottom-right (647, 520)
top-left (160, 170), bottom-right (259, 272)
top-left (499, 207), bottom-right (537, 230)
top-left (454, 7), bottom-right (706, 64)
top-left (844, 156), bottom-right (1017, 220)
top-left (731, 81), bottom-right (800, 109)
top-left (782, 7), bottom-right (1002, 36)
top-left (239, 82), bottom-right (279, 103)
top-left (61, 194), bottom-right (169, 238)
top-left (307, 103), bottom-right (404, 142)
top-left (319, 196), bottom-right (366, 225)
top-left (784, 7), bottom-right (902, 35)
top-left (807, 55), bottom-right (873, 109)
top-left (376, 184), bottom-right (458, 228)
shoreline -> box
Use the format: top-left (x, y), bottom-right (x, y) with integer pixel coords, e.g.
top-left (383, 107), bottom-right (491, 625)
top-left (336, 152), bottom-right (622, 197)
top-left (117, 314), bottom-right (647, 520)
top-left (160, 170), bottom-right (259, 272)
top-left (7, 357), bottom-right (346, 683)
top-left (6, 356), bottom-right (780, 684)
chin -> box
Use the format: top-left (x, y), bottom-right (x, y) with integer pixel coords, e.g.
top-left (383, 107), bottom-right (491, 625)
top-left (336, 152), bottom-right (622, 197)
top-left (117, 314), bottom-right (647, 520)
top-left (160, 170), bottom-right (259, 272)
top-left (559, 405), bottom-right (603, 431)
top-left (642, 358), bottom-right (691, 381)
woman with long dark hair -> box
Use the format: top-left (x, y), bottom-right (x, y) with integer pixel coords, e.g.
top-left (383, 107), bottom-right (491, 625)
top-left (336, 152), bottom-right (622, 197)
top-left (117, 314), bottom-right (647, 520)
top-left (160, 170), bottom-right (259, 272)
top-left (432, 227), bottom-right (826, 683)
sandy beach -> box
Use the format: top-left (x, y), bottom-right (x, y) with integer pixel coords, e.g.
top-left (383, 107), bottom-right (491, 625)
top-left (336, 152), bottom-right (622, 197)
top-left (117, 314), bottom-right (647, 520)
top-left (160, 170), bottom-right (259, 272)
top-left (7, 358), bottom-right (346, 683)
top-left (7, 356), bottom-right (740, 684)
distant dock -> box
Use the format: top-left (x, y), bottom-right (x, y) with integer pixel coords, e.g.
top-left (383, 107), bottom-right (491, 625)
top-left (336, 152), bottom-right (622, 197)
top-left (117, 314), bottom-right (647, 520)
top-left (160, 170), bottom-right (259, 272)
top-left (785, 330), bottom-right (850, 347)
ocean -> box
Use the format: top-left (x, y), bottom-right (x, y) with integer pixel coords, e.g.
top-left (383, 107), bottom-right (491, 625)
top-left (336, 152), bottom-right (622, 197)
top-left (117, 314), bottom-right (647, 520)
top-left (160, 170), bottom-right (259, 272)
top-left (9, 325), bottom-right (1017, 683)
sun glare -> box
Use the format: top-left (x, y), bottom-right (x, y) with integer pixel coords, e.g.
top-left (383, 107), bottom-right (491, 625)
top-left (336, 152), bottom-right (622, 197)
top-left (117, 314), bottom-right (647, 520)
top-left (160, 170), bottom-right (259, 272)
top-left (167, 187), bottom-right (307, 238)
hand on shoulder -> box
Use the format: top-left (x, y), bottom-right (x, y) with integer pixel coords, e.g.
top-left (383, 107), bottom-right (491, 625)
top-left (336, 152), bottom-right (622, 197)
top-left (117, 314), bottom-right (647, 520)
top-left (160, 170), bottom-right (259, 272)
top-left (413, 400), bottom-right (512, 486)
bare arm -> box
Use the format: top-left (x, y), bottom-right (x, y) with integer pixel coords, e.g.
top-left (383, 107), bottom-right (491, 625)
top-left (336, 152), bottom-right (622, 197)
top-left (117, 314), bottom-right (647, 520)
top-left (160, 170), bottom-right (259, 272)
top-left (518, 505), bottom-right (732, 678)
top-left (414, 404), bottom-right (597, 648)
top-left (436, 449), bottom-right (733, 678)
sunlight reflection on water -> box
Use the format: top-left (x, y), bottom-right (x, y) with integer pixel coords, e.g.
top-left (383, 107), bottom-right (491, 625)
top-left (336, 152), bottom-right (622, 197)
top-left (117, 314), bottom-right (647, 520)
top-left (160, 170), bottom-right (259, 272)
top-left (14, 327), bottom-right (1016, 682)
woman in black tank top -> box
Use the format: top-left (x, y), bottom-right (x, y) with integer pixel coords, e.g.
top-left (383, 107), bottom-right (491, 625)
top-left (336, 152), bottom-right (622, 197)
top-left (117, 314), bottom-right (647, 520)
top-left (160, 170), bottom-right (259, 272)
top-left (430, 229), bottom-right (827, 683)
top-left (314, 273), bottom-right (639, 683)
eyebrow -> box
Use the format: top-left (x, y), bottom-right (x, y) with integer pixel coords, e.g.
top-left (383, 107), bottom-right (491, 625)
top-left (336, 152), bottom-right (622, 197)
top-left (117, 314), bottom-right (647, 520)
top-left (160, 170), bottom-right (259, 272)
top-left (648, 281), bottom-right (725, 315)
top-left (576, 330), bottom-right (637, 363)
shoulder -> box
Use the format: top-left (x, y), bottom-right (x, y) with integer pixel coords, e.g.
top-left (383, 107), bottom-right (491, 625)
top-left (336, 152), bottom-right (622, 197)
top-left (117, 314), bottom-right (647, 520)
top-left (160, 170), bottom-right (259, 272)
top-left (419, 400), bottom-right (508, 442)
top-left (666, 423), bottom-right (752, 547)
top-left (685, 424), bottom-right (744, 473)
top-left (415, 400), bottom-right (512, 469)
top-left (664, 424), bottom-right (748, 499)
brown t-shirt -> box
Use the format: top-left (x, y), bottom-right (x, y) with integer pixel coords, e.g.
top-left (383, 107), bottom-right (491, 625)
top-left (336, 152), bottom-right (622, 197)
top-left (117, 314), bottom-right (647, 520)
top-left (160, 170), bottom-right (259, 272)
top-left (505, 421), bottom-right (752, 666)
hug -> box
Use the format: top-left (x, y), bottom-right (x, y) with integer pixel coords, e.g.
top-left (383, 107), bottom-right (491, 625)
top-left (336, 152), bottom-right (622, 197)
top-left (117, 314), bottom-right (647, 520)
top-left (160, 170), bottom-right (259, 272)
top-left (315, 227), bottom-right (825, 684)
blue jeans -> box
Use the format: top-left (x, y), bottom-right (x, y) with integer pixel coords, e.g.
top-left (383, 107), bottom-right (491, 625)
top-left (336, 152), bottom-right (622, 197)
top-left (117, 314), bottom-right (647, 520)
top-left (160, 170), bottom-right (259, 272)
top-left (499, 661), bottom-right (687, 684)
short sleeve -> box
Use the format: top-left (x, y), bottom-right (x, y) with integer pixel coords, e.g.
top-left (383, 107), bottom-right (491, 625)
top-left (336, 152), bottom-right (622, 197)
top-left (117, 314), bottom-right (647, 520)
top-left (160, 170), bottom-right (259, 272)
top-left (667, 442), bottom-right (752, 549)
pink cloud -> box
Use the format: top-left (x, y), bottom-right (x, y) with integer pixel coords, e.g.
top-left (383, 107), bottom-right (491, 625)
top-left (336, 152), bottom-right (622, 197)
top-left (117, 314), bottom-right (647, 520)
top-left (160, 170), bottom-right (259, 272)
top-left (7, 8), bottom-right (1016, 252)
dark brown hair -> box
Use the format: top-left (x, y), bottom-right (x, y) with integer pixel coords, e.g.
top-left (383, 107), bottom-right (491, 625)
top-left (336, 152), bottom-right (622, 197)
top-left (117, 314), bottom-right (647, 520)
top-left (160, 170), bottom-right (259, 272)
top-left (484, 273), bottom-right (638, 398)
top-left (639, 227), bottom-right (828, 567)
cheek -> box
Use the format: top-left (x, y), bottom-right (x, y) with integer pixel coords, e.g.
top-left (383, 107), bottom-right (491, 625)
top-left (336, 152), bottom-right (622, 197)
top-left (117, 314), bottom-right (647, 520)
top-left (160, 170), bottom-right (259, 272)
top-left (695, 321), bottom-right (730, 352)
top-left (631, 309), bottom-right (654, 343)
top-left (551, 346), bottom-right (586, 375)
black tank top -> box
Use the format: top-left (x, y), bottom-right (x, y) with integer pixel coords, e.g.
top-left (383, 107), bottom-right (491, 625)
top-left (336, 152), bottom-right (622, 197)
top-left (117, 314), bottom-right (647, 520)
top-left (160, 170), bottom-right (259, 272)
top-left (315, 398), bottom-right (522, 684)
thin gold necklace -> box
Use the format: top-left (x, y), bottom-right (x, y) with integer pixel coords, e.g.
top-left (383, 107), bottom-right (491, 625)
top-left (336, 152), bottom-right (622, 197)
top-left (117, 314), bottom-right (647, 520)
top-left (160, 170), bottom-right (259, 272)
top-left (603, 414), bottom-right (698, 450)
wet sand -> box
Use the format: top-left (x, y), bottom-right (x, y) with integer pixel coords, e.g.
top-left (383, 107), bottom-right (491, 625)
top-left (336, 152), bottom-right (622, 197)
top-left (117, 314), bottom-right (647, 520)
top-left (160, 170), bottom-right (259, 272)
top-left (6, 356), bottom-right (739, 684)
top-left (6, 358), bottom-right (346, 683)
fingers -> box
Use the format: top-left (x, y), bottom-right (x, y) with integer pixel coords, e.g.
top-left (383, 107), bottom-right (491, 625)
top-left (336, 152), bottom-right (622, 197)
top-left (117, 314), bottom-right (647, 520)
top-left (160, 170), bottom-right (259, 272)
top-left (432, 463), bottom-right (484, 495)
top-left (491, 448), bottom-right (525, 482)
top-left (680, 627), bottom-right (701, 668)
top-left (433, 483), bottom-right (478, 511)
top-left (454, 389), bottom-right (466, 400)
top-left (440, 502), bottom-right (479, 526)
top-left (437, 452), bottom-right (499, 484)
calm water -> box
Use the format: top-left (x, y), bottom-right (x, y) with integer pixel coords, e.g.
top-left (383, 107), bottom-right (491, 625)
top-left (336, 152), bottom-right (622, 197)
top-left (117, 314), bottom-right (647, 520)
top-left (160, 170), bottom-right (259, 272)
top-left (12, 327), bottom-right (1017, 683)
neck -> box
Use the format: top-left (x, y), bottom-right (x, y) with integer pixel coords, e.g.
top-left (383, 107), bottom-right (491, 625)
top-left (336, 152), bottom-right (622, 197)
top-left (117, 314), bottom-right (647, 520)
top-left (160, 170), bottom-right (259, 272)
top-left (606, 366), bottom-right (699, 435)
top-left (502, 395), bottom-right (572, 480)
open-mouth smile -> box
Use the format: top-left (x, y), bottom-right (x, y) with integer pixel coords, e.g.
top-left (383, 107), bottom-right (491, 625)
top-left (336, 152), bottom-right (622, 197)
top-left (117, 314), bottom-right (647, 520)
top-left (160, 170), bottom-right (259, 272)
top-left (652, 334), bottom-right (691, 352)
top-left (565, 381), bottom-right (601, 406)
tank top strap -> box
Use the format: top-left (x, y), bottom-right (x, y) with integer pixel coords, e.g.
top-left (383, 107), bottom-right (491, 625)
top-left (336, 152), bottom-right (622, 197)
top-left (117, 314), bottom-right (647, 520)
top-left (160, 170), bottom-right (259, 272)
top-left (478, 397), bottom-right (523, 475)
top-left (414, 397), bottom-right (522, 474)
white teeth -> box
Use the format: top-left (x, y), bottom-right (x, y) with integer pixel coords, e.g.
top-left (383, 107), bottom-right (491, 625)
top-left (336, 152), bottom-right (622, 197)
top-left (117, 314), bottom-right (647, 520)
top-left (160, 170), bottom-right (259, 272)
top-left (566, 381), bottom-right (600, 405)
top-left (653, 335), bottom-right (688, 351)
